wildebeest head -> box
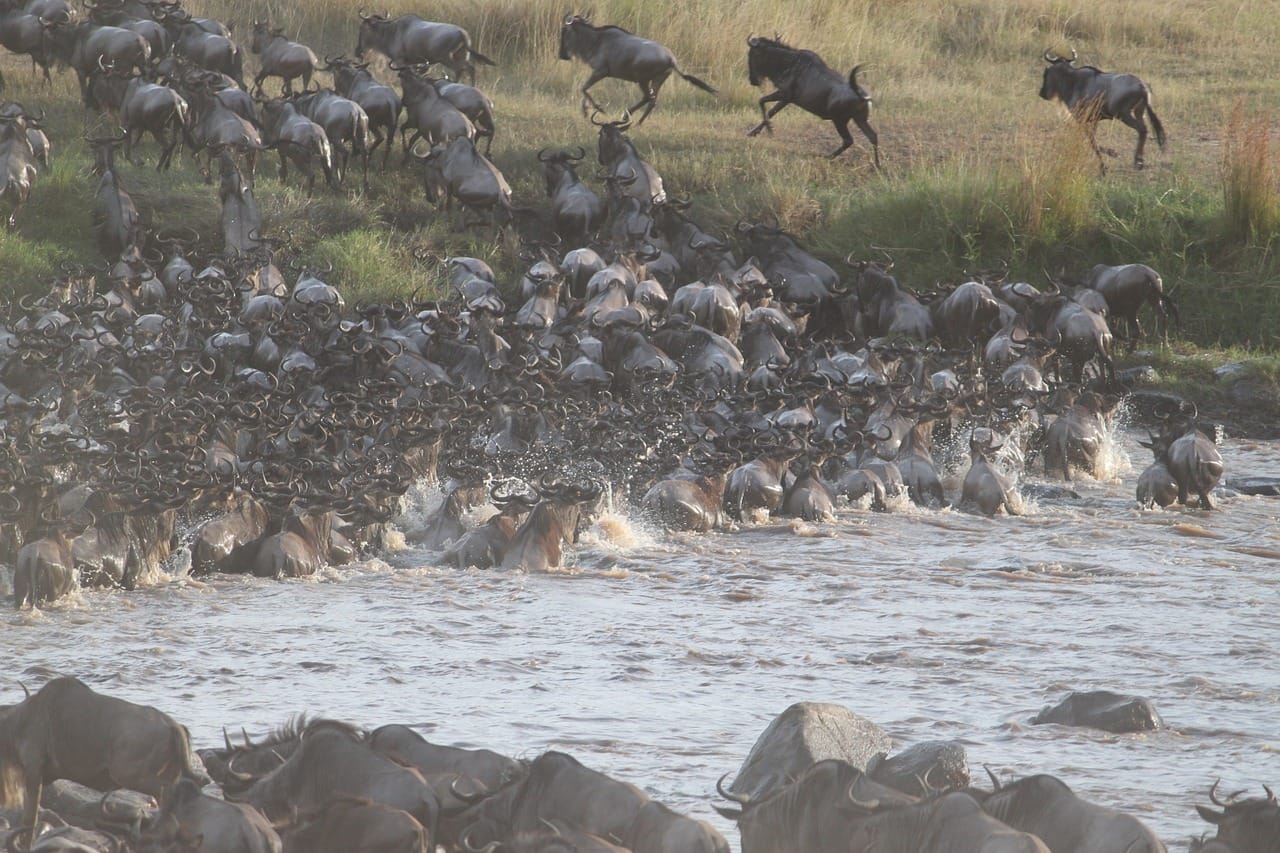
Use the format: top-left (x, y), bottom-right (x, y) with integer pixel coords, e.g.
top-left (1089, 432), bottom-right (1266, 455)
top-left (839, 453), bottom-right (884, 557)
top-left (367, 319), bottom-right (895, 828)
top-left (1039, 47), bottom-right (1079, 102)
top-left (354, 10), bottom-right (390, 58)
top-left (1196, 781), bottom-right (1279, 852)
top-left (559, 15), bottom-right (590, 62)
top-left (746, 35), bottom-right (791, 88)
top-left (591, 110), bottom-right (632, 164)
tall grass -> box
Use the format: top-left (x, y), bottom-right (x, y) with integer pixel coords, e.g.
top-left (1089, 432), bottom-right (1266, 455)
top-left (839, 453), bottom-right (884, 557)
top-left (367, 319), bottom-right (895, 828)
top-left (1221, 102), bottom-right (1280, 246)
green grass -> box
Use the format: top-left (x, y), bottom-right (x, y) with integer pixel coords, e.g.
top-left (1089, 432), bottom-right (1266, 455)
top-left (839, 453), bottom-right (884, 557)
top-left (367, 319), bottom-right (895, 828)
top-left (1, 0), bottom-right (1279, 351)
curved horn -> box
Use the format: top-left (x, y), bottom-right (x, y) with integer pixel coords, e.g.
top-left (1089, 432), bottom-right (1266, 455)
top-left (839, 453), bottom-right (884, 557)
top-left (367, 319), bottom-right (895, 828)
top-left (716, 772), bottom-right (751, 805)
top-left (984, 765), bottom-right (1002, 791)
top-left (1208, 779), bottom-right (1225, 806)
top-left (846, 784), bottom-right (879, 811)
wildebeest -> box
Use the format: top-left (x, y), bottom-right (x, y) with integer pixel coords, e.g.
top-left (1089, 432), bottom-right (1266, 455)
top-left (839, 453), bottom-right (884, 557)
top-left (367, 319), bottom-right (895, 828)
top-left (216, 147), bottom-right (261, 257)
top-left (0, 7), bottom-right (57, 83)
top-left (538, 147), bottom-right (604, 245)
top-left (89, 133), bottom-right (142, 259)
top-left (1147, 411), bottom-right (1224, 510)
top-left (432, 76), bottom-right (495, 156)
top-left (0, 677), bottom-right (209, 850)
top-left (1195, 781), bottom-right (1279, 853)
top-left (280, 797), bottom-right (428, 853)
top-left (292, 87), bottom-right (370, 187)
top-left (118, 74), bottom-right (189, 170)
top-left (960, 428), bottom-right (1021, 516)
top-left (714, 759), bottom-right (916, 853)
top-left (227, 719), bottom-right (439, 846)
top-left (559, 14), bottom-right (716, 124)
top-left (249, 21), bottom-right (320, 95)
top-left (135, 778), bottom-right (282, 853)
top-left (11, 510), bottom-right (79, 608)
top-left (355, 11), bottom-right (494, 84)
top-left (396, 64), bottom-right (475, 154)
top-left (0, 111), bottom-right (39, 228)
top-left (418, 136), bottom-right (517, 227)
top-left (459, 750), bottom-right (728, 853)
top-left (327, 56), bottom-right (401, 169)
top-left (46, 19), bottom-right (151, 101)
top-left (497, 478), bottom-right (600, 572)
top-left (1039, 48), bottom-right (1166, 169)
top-left (976, 772), bottom-right (1166, 853)
top-left (593, 110), bottom-right (664, 208)
top-left (259, 97), bottom-right (334, 195)
top-left (846, 791), bottom-right (1051, 852)
top-left (745, 36), bottom-right (879, 165)
top-left (1086, 263), bottom-right (1178, 348)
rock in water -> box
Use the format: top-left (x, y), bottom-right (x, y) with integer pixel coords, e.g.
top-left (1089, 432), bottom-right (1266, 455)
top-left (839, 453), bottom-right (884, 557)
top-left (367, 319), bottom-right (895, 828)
top-left (729, 702), bottom-right (892, 799)
top-left (871, 740), bottom-right (970, 795)
top-left (1031, 690), bottom-right (1163, 733)
top-left (1228, 477), bottom-right (1280, 497)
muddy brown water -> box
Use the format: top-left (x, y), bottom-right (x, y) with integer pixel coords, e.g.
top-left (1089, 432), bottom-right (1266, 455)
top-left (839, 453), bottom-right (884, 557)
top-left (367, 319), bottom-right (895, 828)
top-left (3, 427), bottom-right (1277, 849)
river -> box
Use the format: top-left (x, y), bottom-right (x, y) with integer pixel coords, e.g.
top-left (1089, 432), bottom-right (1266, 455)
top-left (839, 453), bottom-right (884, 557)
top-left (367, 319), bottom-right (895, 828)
top-left (3, 426), bottom-right (1278, 849)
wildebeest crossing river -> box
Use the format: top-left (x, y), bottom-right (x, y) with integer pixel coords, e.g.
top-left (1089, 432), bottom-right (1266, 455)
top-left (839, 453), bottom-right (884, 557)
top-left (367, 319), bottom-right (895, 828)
top-left (2, 427), bottom-right (1278, 849)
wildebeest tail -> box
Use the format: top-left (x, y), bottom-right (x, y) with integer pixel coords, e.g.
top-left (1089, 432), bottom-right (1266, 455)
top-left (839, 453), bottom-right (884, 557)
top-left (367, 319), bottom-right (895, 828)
top-left (675, 66), bottom-right (717, 94)
top-left (469, 47), bottom-right (497, 67)
top-left (848, 65), bottom-right (871, 100)
top-left (1146, 101), bottom-right (1166, 149)
top-left (1158, 292), bottom-right (1180, 325)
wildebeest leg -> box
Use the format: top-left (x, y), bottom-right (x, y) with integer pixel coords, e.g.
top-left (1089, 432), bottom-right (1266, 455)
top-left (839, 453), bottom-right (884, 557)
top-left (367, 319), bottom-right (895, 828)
top-left (1119, 107), bottom-right (1149, 168)
top-left (854, 115), bottom-right (881, 168)
top-left (21, 774), bottom-right (42, 849)
top-left (252, 71), bottom-right (266, 96)
top-left (1199, 490), bottom-right (1215, 510)
top-left (278, 150), bottom-right (289, 184)
top-left (628, 80), bottom-right (660, 126)
top-left (828, 119), bottom-right (855, 158)
top-left (579, 70), bottom-right (608, 117)
top-left (749, 93), bottom-right (787, 136)
top-left (1130, 316), bottom-right (1143, 351)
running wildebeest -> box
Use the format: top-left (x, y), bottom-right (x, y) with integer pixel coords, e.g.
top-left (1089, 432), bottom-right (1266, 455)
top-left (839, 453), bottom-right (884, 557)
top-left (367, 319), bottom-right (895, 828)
top-left (559, 14), bottom-right (716, 125)
top-left (1039, 48), bottom-right (1166, 170)
top-left (745, 36), bottom-right (879, 165)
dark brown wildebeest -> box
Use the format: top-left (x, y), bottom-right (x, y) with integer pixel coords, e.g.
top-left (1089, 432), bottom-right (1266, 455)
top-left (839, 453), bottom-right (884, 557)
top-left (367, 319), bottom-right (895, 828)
top-left (0, 677), bottom-right (209, 850)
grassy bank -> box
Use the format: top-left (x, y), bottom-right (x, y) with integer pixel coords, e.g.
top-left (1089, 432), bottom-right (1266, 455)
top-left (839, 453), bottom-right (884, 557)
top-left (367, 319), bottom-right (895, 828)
top-left (0, 0), bottom-right (1278, 349)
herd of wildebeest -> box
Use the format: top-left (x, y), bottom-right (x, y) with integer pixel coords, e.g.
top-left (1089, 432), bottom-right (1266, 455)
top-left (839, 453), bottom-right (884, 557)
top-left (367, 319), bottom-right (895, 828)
top-left (0, 678), bottom-right (1276, 852)
top-left (0, 1), bottom-right (1263, 850)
